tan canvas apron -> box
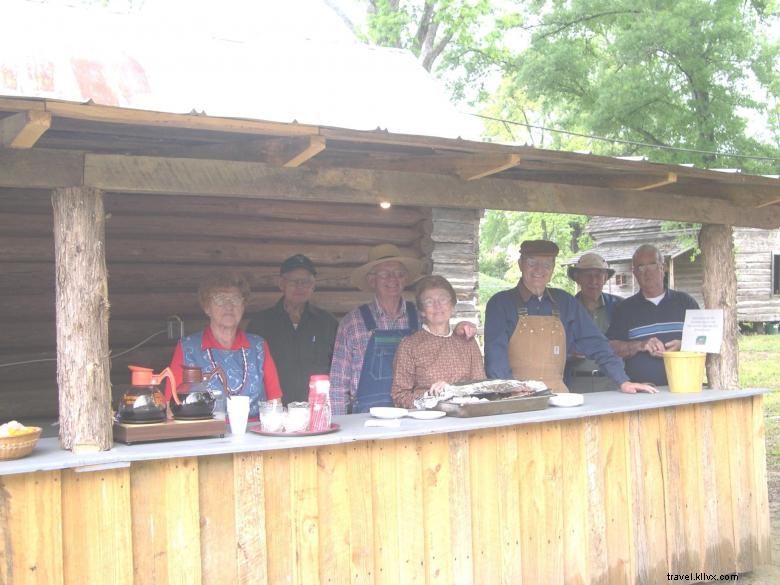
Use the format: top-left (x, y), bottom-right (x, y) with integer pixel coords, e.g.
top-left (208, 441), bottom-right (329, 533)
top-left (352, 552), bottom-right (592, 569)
top-left (507, 291), bottom-right (569, 393)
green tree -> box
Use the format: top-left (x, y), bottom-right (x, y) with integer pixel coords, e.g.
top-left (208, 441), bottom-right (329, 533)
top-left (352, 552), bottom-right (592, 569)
top-left (360, 1), bottom-right (779, 172)
top-left (359, 0), bottom-right (510, 103)
top-left (501, 0), bottom-right (780, 173)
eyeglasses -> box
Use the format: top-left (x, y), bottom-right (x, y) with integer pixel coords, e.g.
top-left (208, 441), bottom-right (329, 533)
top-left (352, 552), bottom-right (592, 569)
top-left (420, 295), bottom-right (452, 308)
top-left (370, 270), bottom-right (407, 280)
top-left (211, 293), bottom-right (244, 307)
top-left (525, 258), bottom-right (555, 271)
top-left (283, 277), bottom-right (315, 288)
top-left (633, 262), bottom-right (660, 274)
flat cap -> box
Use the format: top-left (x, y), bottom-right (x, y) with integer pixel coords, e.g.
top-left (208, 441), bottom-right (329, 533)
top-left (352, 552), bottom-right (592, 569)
top-left (280, 254), bottom-right (317, 276)
top-left (520, 240), bottom-right (559, 257)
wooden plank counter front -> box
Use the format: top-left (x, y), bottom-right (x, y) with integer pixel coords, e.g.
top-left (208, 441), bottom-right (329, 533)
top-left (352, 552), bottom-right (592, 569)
top-left (0, 389), bottom-right (770, 585)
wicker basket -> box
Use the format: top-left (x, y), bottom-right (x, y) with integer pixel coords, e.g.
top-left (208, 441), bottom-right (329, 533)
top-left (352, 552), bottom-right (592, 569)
top-left (0, 427), bottom-right (42, 461)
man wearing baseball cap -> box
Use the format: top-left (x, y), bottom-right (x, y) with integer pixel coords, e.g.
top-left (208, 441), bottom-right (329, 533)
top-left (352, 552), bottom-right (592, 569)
top-left (246, 254), bottom-right (338, 405)
top-left (566, 252), bottom-right (623, 392)
top-left (484, 240), bottom-right (656, 394)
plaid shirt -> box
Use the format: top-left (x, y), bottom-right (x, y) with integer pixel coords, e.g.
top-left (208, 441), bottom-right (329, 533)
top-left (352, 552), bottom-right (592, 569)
top-left (329, 298), bottom-right (416, 414)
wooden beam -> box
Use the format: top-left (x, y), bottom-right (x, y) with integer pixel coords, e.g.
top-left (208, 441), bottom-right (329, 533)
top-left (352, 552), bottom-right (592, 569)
top-left (0, 110), bottom-right (52, 148)
top-left (0, 97), bottom-right (48, 112)
top-left (634, 172), bottom-right (677, 191)
top-left (44, 100), bottom-right (319, 137)
top-left (78, 153), bottom-right (780, 229)
top-left (0, 148), bottom-right (84, 188)
top-left (1, 149), bottom-right (778, 228)
top-left (280, 135), bottom-right (327, 168)
top-left (457, 153), bottom-right (522, 181)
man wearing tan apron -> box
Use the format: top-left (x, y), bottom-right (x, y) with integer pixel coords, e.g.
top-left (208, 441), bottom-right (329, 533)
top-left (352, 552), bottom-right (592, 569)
top-left (484, 240), bottom-right (657, 395)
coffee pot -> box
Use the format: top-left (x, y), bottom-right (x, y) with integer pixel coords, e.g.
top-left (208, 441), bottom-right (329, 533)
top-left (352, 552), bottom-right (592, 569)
top-left (118, 365), bottom-right (179, 424)
top-left (170, 365), bottom-right (225, 419)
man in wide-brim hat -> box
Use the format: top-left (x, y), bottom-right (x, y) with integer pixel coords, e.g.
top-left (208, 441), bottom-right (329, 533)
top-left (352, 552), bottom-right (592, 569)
top-left (484, 240), bottom-right (657, 395)
top-left (330, 244), bottom-right (474, 414)
top-left (566, 253), bottom-right (623, 392)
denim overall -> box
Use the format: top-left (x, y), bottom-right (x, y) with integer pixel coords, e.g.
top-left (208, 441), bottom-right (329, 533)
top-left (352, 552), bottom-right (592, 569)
top-left (353, 302), bottom-right (419, 413)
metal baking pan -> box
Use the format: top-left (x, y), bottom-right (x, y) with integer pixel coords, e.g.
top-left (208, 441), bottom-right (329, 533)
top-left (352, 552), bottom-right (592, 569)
top-left (433, 390), bottom-right (552, 418)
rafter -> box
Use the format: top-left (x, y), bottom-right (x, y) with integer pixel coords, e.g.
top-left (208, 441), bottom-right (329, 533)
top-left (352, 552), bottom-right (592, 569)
top-left (0, 111), bottom-right (52, 148)
top-left (754, 198), bottom-right (780, 209)
top-left (634, 172), bottom-right (677, 191)
top-left (277, 135), bottom-right (327, 167)
top-left (456, 153), bottom-right (522, 181)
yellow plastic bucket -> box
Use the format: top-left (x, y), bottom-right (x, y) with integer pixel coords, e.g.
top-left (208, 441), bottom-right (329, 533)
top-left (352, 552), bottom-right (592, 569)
top-left (662, 351), bottom-right (706, 393)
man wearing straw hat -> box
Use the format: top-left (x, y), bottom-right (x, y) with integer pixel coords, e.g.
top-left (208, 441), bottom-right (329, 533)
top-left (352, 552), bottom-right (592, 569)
top-left (484, 240), bottom-right (656, 394)
top-left (606, 244), bottom-right (699, 386)
top-left (566, 252), bottom-right (623, 392)
top-left (330, 244), bottom-right (474, 414)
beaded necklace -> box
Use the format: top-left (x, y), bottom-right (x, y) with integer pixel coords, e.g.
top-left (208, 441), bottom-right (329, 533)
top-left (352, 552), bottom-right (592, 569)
top-left (206, 348), bottom-right (248, 396)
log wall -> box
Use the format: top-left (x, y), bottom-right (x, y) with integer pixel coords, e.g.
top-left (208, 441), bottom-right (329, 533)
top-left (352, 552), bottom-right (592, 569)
top-left (0, 187), bottom-right (479, 420)
top-left (734, 228), bottom-right (780, 322)
top-left (671, 253), bottom-right (704, 307)
top-left (0, 397), bottom-right (770, 585)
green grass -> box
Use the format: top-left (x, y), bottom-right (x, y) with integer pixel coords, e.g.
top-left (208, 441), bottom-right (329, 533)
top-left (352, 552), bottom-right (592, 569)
top-left (740, 334), bottom-right (780, 461)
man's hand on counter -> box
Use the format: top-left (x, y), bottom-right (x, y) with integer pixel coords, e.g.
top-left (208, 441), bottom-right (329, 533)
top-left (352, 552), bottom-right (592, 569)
top-left (453, 321), bottom-right (477, 340)
top-left (619, 381), bottom-right (659, 394)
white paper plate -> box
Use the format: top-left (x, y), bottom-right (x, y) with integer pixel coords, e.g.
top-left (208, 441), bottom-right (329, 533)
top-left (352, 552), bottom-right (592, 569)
top-left (369, 407), bottom-right (409, 419)
top-left (407, 410), bottom-right (447, 420)
top-left (549, 393), bottom-right (584, 407)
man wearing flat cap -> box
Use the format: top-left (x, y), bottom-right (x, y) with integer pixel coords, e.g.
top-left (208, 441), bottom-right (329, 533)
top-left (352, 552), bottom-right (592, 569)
top-left (246, 254), bottom-right (338, 405)
top-left (330, 244), bottom-right (476, 414)
top-left (566, 252), bottom-right (623, 392)
top-left (484, 240), bottom-right (656, 394)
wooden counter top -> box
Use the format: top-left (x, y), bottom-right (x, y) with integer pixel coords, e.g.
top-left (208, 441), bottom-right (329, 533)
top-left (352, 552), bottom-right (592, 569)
top-left (0, 387), bottom-right (765, 477)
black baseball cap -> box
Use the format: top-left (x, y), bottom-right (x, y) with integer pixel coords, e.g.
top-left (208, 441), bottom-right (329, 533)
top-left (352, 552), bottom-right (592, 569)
top-left (280, 254), bottom-right (317, 276)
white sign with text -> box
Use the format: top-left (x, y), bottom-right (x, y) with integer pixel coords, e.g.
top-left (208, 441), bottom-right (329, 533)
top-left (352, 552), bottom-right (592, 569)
top-left (681, 309), bottom-right (724, 353)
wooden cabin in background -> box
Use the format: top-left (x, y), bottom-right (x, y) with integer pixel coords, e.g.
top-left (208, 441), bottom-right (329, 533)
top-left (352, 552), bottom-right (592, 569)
top-left (577, 216), bottom-right (780, 325)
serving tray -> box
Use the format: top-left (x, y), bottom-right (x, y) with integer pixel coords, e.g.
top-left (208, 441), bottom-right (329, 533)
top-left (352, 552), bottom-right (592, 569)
top-left (433, 390), bottom-right (552, 418)
top-left (249, 423), bottom-right (340, 437)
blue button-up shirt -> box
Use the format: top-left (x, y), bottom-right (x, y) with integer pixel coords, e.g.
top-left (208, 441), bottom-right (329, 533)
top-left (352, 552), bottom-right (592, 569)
top-left (484, 284), bottom-right (629, 386)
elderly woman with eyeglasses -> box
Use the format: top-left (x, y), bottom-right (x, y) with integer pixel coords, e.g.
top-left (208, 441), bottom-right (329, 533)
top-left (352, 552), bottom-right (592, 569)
top-left (390, 275), bottom-right (485, 409)
top-left (166, 270), bottom-right (283, 418)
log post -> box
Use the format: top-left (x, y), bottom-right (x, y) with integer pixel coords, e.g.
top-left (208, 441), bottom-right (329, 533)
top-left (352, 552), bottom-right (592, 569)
top-left (698, 223), bottom-right (739, 389)
top-left (53, 186), bottom-right (113, 451)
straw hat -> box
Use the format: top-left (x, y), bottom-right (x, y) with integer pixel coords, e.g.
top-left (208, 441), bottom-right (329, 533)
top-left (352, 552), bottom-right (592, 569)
top-left (567, 252), bottom-right (615, 280)
top-left (351, 244), bottom-right (423, 292)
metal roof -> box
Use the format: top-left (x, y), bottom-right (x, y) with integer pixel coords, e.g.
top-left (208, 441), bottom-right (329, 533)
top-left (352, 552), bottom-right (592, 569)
top-left (0, 0), bottom-right (482, 140)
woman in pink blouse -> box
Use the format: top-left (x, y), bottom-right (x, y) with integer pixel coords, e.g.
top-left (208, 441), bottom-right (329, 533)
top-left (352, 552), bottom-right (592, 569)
top-left (391, 276), bottom-right (485, 408)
